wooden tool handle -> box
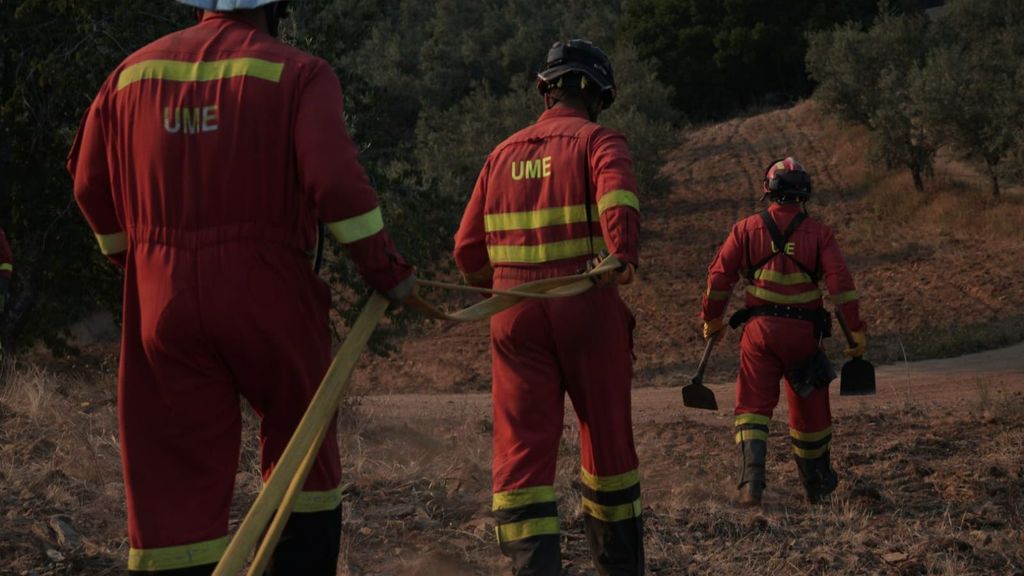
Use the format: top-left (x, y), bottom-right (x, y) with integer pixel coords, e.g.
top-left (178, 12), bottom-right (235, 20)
top-left (694, 337), bottom-right (715, 382)
top-left (835, 307), bottom-right (857, 347)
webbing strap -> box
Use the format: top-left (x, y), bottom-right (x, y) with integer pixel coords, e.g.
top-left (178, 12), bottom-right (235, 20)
top-left (747, 211), bottom-right (817, 283)
top-left (408, 256), bottom-right (623, 322)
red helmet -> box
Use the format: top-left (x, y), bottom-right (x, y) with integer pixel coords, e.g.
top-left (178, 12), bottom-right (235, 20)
top-left (762, 157), bottom-right (812, 200)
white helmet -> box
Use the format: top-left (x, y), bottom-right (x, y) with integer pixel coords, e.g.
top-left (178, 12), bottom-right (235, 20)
top-left (176, 0), bottom-right (282, 10)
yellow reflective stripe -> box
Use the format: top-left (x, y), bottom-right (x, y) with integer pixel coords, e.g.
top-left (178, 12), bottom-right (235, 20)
top-left (581, 496), bottom-right (642, 522)
top-left (487, 236), bottom-right (606, 264)
top-left (495, 517), bottom-right (560, 543)
top-left (0, 263), bottom-right (11, 272)
top-left (793, 445), bottom-right (830, 459)
top-left (789, 427), bottom-right (833, 442)
top-left (292, 486), bottom-right (344, 513)
top-left (734, 413), bottom-right (771, 427)
top-left (117, 58), bottom-right (284, 90)
top-left (706, 289), bottom-right (731, 301)
top-left (484, 205), bottom-right (588, 232)
top-left (580, 467), bottom-right (640, 492)
top-left (833, 290), bottom-right (860, 304)
top-left (735, 429), bottom-right (769, 443)
top-left (95, 231), bottom-right (127, 255)
top-left (746, 285), bottom-right (822, 304)
top-left (754, 269), bottom-right (813, 285)
top-left (327, 207), bottom-right (384, 244)
top-left (597, 189), bottom-right (640, 215)
top-left (128, 536), bottom-right (229, 571)
top-left (492, 485), bottom-right (556, 511)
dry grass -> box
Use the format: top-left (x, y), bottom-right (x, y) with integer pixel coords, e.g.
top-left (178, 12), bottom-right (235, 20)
top-left (3, 356), bottom-right (1024, 575)
top-left (6, 99), bottom-right (1024, 574)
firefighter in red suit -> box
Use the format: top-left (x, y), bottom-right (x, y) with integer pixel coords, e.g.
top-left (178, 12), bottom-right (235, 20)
top-left (701, 157), bottom-right (866, 506)
top-left (67, 2), bottom-right (415, 574)
top-left (455, 40), bottom-right (644, 576)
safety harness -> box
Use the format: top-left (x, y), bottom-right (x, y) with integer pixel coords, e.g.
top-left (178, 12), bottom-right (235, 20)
top-left (731, 210), bottom-right (829, 335)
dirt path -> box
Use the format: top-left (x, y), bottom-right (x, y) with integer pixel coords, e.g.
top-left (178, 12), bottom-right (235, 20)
top-left (339, 342), bottom-right (1024, 575)
top-left (361, 342), bottom-right (1024, 426)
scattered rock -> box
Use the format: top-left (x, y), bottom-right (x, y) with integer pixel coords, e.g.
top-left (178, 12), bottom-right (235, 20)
top-left (746, 514), bottom-right (769, 532)
top-left (852, 532), bottom-right (880, 548)
top-left (882, 551), bottom-right (908, 563)
top-left (45, 548), bottom-right (64, 562)
top-left (968, 530), bottom-right (992, 546)
top-left (850, 484), bottom-right (883, 501)
top-left (49, 516), bottom-right (80, 549)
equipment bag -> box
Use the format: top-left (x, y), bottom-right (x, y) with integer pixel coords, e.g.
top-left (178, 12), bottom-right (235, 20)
top-left (786, 348), bottom-right (837, 398)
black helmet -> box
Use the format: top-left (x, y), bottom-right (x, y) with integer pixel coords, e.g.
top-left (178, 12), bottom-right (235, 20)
top-left (762, 157), bottom-right (812, 201)
top-left (537, 39), bottom-right (616, 110)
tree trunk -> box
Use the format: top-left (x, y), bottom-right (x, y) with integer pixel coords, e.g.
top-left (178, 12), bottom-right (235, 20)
top-left (987, 162), bottom-right (1001, 198)
top-left (911, 165), bottom-right (924, 193)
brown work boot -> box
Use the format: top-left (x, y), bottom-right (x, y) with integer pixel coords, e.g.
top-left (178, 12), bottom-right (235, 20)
top-left (794, 451), bottom-right (839, 504)
top-left (737, 440), bottom-right (767, 507)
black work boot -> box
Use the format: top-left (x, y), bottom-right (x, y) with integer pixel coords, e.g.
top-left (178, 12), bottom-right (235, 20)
top-left (794, 451), bottom-right (839, 504)
top-left (737, 440), bottom-right (767, 507)
top-left (263, 505), bottom-right (342, 576)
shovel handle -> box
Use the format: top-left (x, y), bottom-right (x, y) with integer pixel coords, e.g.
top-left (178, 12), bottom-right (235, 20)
top-left (694, 337), bottom-right (716, 382)
top-left (835, 307), bottom-right (857, 348)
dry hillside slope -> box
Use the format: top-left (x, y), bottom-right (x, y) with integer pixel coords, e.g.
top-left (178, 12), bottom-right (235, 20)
top-left (357, 99), bottom-right (1024, 394)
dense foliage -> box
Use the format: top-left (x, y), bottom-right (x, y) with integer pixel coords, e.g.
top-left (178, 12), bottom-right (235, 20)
top-left (807, 0), bottom-right (1024, 196)
top-left (1, 2), bottom-right (191, 350)
top-left (0, 0), bottom-right (678, 349)
top-left (620, 0), bottom-right (881, 121)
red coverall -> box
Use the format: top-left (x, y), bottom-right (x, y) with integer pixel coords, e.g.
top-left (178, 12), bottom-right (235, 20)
top-left (455, 106), bottom-right (643, 575)
top-left (702, 203), bottom-right (863, 488)
top-left (68, 13), bottom-right (412, 574)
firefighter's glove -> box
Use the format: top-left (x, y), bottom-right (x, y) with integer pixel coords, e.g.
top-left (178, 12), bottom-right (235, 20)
top-left (703, 317), bottom-right (725, 345)
top-left (844, 330), bottom-right (867, 358)
top-left (461, 263), bottom-right (493, 288)
top-left (587, 251), bottom-right (635, 286)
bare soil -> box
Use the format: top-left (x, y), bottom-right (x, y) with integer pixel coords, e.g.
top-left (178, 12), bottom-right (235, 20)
top-left (4, 100), bottom-right (1024, 575)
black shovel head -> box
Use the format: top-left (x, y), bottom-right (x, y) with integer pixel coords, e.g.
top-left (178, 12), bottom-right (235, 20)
top-left (839, 356), bottom-right (875, 396)
top-left (681, 377), bottom-right (718, 411)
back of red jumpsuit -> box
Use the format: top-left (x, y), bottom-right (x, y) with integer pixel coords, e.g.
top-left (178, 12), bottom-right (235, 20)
top-left (455, 106), bottom-right (644, 575)
top-left (702, 202), bottom-right (864, 497)
top-left (68, 14), bottom-right (413, 574)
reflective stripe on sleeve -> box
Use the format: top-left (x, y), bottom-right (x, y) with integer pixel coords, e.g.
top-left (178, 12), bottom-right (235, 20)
top-left (0, 263), bottom-right (11, 272)
top-left (484, 205), bottom-right (588, 232)
top-left (95, 231), bottom-right (127, 255)
top-left (486, 236), bottom-right (606, 264)
top-left (128, 536), bottom-right (229, 571)
top-left (493, 485), bottom-right (557, 511)
top-left (706, 288), bottom-right (731, 301)
top-left (292, 485), bottom-right (344, 513)
top-left (746, 285), bottom-right (822, 304)
top-left (597, 189), bottom-right (640, 215)
top-left (833, 290), bottom-right (860, 304)
top-left (327, 207), bottom-right (385, 244)
top-left (495, 517), bottom-right (560, 543)
top-left (117, 58), bottom-right (284, 90)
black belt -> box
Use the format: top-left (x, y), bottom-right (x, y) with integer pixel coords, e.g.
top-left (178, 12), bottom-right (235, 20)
top-left (748, 305), bottom-right (821, 322)
top-left (729, 305), bottom-right (832, 338)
